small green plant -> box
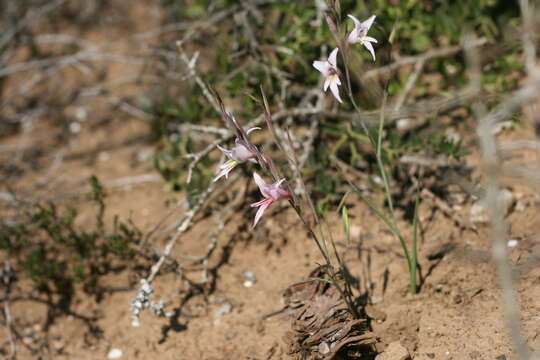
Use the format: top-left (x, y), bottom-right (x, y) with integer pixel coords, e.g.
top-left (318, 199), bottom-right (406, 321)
top-left (0, 176), bottom-right (140, 303)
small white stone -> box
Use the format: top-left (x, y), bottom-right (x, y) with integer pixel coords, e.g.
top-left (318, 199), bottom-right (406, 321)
top-left (396, 118), bottom-right (413, 132)
top-left (350, 225), bottom-right (362, 239)
top-left (515, 200), bottom-right (527, 212)
top-left (445, 63), bottom-right (458, 75)
top-left (319, 341), bottom-right (330, 354)
top-left (69, 122), bottom-right (81, 134)
top-left (492, 121), bottom-right (513, 135)
top-left (75, 107), bottom-right (88, 121)
top-left (213, 303), bottom-right (232, 325)
top-left (140, 280), bottom-right (152, 293)
top-left (470, 203), bottom-right (489, 224)
top-left (98, 151), bottom-right (110, 162)
top-left (243, 271), bottom-right (256, 287)
top-left (470, 189), bottom-right (514, 224)
top-left (107, 348), bottom-right (123, 359)
top-left (507, 239), bottom-right (518, 248)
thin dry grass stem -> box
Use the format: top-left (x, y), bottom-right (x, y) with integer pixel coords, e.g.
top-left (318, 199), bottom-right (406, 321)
top-left (259, 88), bottom-right (294, 180)
top-left (466, 31), bottom-right (531, 359)
top-left (260, 95), bottom-right (315, 225)
top-left (0, 51), bottom-right (145, 79)
top-left (0, 0), bottom-right (67, 50)
top-left (519, 0), bottom-right (537, 76)
top-left (186, 138), bottom-right (223, 184)
top-left (201, 218), bottom-right (224, 284)
top-left (259, 87), bottom-right (360, 316)
top-left (176, 43), bottom-right (220, 113)
top-left (104, 95), bottom-right (151, 121)
top-left (176, 0), bottom-right (276, 45)
top-left (139, 173), bottom-right (244, 276)
top-left (311, 0), bottom-right (328, 27)
top-left (57, 174), bottom-right (162, 199)
top-left (180, 124), bottom-right (229, 137)
top-left (476, 109), bottom-right (531, 360)
top-left (143, 199), bottom-right (187, 245)
top-left (146, 179), bottom-right (216, 284)
top-left (393, 59), bottom-right (425, 111)
top-left (362, 37), bottom-right (489, 81)
top-left (298, 116), bottom-right (319, 170)
top-left (499, 140), bottom-right (540, 151)
top-left (2, 260), bottom-right (17, 360)
top-left (259, 89), bottom-right (317, 227)
top-left (501, 164), bottom-right (540, 190)
top-left (0, 174), bottom-right (163, 207)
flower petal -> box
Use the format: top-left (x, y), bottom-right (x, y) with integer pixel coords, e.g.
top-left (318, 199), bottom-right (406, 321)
top-left (323, 76), bottom-right (331, 91)
top-left (362, 15), bottom-right (376, 31)
top-left (246, 127), bottom-right (261, 135)
top-left (217, 144), bottom-right (234, 159)
top-left (266, 178), bottom-right (291, 201)
top-left (251, 198), bottom-right (269, 207)
top-left (213, 160), bottom-right (237, 182)
top-left (252, 200), bottom-right (271, 228)
top-left (347, 14), bottom-right (362, 28)
top-left (329, 78), bottom-right (343, 103)
top-left (328, 47), bottom-right (339, 67)
top-left (362, 41), bottom-right (376, 61)
top-left (231, 140), bottom-right (255, 162)
top-left (313, 60), bottom-right (330, 76)
top-left (364, 36), bottom-right (378, 43)
top-left (253, 172), bottom-right (271, 198)
top-left (347, 28), bottom-right (360, 44)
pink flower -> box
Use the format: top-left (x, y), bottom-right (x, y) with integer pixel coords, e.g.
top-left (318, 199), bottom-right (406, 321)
top-left (312, 47), bottom-right (343, 103)
top-left (347, 14), bottom-right (377, 61)
top-left (250, 172), bottom-right (291, 228)
top-left (213, 127), bottom-right (260, 182)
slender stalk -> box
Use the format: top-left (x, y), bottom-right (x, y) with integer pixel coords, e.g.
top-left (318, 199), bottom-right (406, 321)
top-left (410, 189), bottom-right (420, 294)
top-left (339, 35), bottom-right (419, 293)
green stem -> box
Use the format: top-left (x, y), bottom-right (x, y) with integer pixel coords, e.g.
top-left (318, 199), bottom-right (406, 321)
top-left (410, 189), bottom-right (420, 294)
top-left (339, 40), bottom-right (419, 294)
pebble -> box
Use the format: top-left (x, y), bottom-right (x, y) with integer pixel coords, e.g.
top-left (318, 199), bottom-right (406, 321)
top-left (243, 271), bottom-right (257, 288)
top-left (375, 341), bottom-right (410, 360)
top-left (469, 189), bottom-right (514, 224)
top-left (492, 121), bottom-right (513, 135)
top-left (469, 202), bottom-right (489, 224)
top-left (350, 225), bottom-right (362, 239)
top-left (107, 348), bottom-right (123, 359)
top-left (515, 200), bottom-right (527, 212)
top-left (69, 122), bottom-right (81, 134)
top-left (507, 239), bottom-right (518, 248)
top-left (213, 303), bottom-right (232, 325)
top-left (98, 151), bottom-right (110, 162)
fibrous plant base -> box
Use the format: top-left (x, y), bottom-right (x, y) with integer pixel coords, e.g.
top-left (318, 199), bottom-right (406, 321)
top-left (283, 266), bottom-right (376, 359)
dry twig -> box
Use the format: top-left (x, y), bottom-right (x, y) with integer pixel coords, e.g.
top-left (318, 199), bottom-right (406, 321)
top-left (2, 261), bottom-right (17, 360)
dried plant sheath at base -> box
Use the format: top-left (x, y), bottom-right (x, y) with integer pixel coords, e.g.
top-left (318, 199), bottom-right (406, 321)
top-left (283, 266), bottom-right (376, 359)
